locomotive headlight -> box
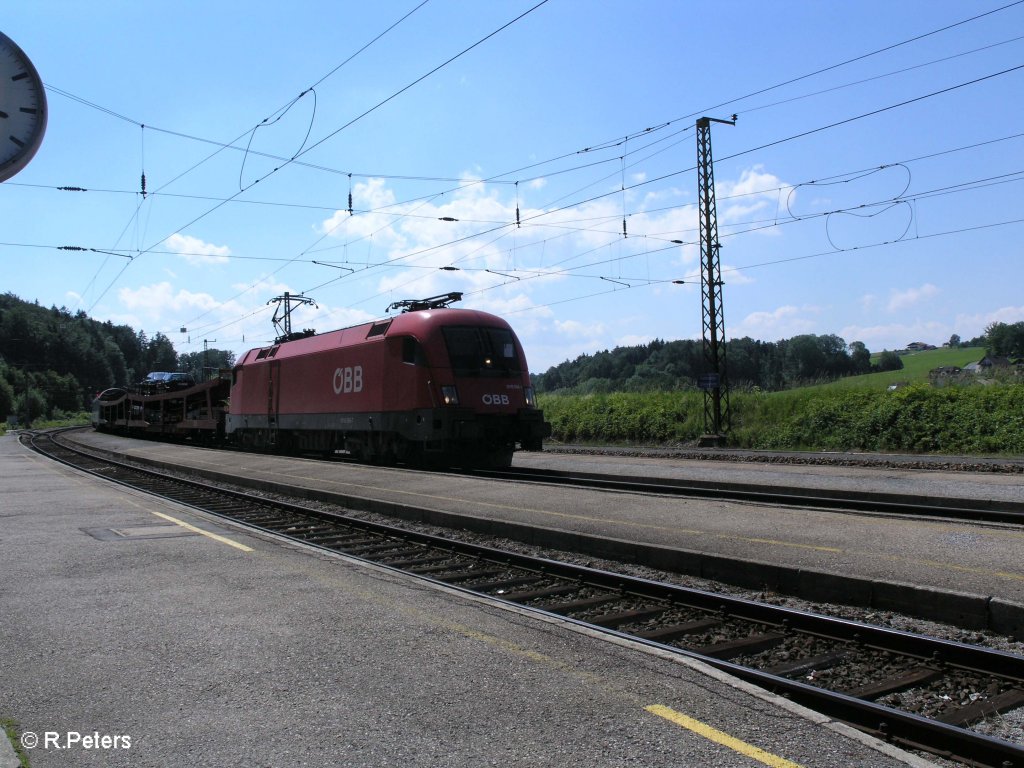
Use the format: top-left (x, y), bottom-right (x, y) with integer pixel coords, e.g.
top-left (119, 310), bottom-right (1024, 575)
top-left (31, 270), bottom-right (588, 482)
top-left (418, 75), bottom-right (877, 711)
top-left (441, 385), bottom-right (460, 406)
top-left (524, 386), bottom-right (536, 408)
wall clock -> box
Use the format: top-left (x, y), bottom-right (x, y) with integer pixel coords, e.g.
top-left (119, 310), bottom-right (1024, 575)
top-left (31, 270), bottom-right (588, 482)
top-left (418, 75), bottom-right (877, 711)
top-left (0, 31), bottom-right (47, 183)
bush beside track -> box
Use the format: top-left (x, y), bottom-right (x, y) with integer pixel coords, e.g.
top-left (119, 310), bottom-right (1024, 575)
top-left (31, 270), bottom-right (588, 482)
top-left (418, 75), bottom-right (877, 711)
top-left (540, 382), bottom-right (1024, 455)
top-left (0, 411), bottom-right (90, 436)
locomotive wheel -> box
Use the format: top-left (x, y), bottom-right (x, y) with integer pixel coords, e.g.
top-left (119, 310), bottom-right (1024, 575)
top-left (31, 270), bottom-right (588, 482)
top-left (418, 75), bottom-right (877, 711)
top-left (485, 449), bottom-right (514, 469)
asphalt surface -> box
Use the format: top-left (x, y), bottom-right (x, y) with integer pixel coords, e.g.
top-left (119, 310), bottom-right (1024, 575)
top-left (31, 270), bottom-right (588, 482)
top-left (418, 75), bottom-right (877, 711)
top-left (0, 433), bottom-right (934, 767)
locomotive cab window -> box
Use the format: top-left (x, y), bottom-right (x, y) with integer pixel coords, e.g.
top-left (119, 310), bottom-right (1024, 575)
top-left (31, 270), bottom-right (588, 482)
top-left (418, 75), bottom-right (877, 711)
top-left (442, 326), bottom-right (521, 376)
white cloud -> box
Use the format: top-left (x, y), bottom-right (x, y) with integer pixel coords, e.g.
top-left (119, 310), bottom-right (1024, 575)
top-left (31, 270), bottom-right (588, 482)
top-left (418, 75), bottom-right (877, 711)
top-left (886, 283), bottom-right (938, 312)
top-left (840, 320), bottom-right (948, 351)
top-left (314, 175), bottom-right (706, 291)
top-left (716, 165), bottom-right (786, 225)
top-left (953, 306), bottom-right (1024, 340)
top-left (164, 234), bottom-right (231, 265)
top-left (721, 263), bottom-right (754, 286)
top-left (230, 276), bottom-right (290, 296)
top-left (118, 282), bottom-right (219, 318)
top-left (302, 169), bottom-right (788, 361)
top-left (306, 303), bottom-right (376, 332)
top-left (555, 319), bottom-right (605, 338)
top-left (731, 304), bottom-right (820, 340)
top-left (317, 178), bottom-right (407, 252)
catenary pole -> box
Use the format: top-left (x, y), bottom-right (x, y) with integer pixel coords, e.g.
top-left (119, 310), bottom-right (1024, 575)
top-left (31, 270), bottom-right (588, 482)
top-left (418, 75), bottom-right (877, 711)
top-left (696, 115), bottom-right (736, 446)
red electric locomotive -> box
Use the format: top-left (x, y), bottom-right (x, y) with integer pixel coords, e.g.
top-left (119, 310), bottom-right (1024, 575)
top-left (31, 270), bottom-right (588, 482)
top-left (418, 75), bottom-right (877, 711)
top-left (226, 294), bottom-right (550, 467)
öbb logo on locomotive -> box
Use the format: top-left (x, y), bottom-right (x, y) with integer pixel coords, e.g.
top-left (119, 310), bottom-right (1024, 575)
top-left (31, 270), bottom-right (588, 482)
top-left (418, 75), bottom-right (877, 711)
top-left (332, 366), bottom-right (363, 395)
top-left (91, 294), bottom-right (551, 469)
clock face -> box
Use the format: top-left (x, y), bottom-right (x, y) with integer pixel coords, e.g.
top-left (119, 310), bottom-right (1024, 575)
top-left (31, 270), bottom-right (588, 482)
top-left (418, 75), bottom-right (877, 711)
top-left (0, 31), bottom-right (47, 183)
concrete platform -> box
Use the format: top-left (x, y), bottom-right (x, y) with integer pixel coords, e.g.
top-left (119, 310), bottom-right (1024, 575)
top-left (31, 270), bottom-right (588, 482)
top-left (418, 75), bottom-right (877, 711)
top-left (66, 430), bottom-right (1024, 636)
top-left (0, 434), bottom-right (933, 767)
top-left (523, 448), bottom-right (1024, 508)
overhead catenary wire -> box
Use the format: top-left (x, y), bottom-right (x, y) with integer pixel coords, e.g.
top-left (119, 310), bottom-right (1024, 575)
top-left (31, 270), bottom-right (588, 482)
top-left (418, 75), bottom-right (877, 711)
top-left (36, 1), bottom-right (1022, 295)
top-left (161, 0), bottom-right (552, 332)
top-left (40, 2), bottom-right (1024, 194)
top-left (36, 0), bottom-right (1015, 224)
top-left (16, 1), bottom-right (1021, 350)
top-left (12, 129), bottom-right (1024, 223)
top-left (63, 0), bottom-right (440, 311)
top-left (14, 159), bottom-right (1024, 295)
top-left (251, 62), bottom-right (1015, 297)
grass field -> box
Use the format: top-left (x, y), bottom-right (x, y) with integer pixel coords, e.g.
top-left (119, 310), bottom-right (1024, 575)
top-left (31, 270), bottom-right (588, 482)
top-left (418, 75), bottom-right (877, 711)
top-left (539, 346), bottom-right (1024, 454)
top-left (804, 346), bottom-right (985, 391)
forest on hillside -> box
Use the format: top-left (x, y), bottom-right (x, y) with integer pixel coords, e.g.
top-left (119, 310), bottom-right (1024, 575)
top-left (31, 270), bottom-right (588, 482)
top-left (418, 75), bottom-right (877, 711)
top-left (531, 323), bottom-right (1019, 395)
top-left (0, 293), bottom-right (234, 425)
top-left (533, 335), bottom-right (888, 394)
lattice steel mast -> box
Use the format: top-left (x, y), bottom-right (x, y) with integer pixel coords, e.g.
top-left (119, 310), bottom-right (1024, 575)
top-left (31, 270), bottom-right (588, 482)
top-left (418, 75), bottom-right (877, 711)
top-left (696, 115), bottom-right (736, 445)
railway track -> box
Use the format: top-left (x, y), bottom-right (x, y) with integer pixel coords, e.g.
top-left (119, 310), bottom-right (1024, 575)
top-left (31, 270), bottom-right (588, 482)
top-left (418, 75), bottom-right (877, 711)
top-left (471, 465), bottom-right (1024, 525)
top-left (27, 430), bottom-right (1024, 767)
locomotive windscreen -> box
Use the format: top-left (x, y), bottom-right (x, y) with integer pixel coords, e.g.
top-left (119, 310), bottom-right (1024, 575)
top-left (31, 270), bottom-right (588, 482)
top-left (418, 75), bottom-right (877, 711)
top-left (442, 326), bottom-right (522, 376)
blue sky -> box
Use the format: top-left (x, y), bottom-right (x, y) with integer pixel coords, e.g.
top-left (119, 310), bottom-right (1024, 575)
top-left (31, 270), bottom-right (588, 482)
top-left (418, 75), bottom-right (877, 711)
top-left (2, 1), bottom-right (1022, 373)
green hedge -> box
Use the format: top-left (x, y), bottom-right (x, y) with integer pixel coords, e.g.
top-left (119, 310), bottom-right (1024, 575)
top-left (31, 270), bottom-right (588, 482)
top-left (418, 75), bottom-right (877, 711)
top-left (540, 383), bottom-right (1024, 454)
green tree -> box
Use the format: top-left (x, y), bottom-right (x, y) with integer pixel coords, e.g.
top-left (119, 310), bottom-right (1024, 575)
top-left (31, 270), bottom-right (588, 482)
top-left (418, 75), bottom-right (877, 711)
top-left (986, 321), bottom-right (1024, 357)
top-left (107, 322), bottom-right (146, 381)
top-left (849, 341), bottom-right (872, 375)
top-left (0, 365), bottom-right (15, 421)
top-left (14, 387), bottom-right (47, 425)
top-left (875, 350), bottom-right (904, 372)
top-left (784, 335), bottom-right (828, 382)
top-left (142, 332), bottom-right (178, 373)
top-left (42, 371), bottom-right (84, 413)
top-left (178, 349), bottom-right (236, 381)
top-left (948, 333), bottom-right (961, 348)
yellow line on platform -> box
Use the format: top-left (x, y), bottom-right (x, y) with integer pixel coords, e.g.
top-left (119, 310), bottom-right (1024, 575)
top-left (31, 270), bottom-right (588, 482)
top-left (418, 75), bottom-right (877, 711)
top-left (146, 510), bottom-right (253, 551)
top-left (645, 705), bottom-right (805, 768)
top-left (117, 496), bottom-right (254, 552)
